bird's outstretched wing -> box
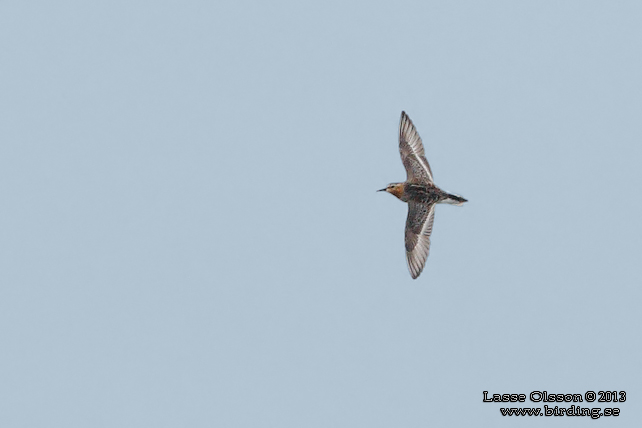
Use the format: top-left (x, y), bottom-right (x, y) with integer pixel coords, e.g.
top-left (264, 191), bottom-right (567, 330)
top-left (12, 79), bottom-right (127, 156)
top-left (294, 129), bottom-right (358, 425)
top-left (405, 201), bottom-right (436, 279)
top-left (399, 111), bottom-right (433, 184)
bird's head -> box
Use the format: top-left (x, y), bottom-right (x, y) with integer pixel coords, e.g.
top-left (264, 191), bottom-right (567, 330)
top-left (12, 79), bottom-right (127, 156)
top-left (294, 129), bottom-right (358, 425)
top-left (377, 183), bottom-right (404, 199)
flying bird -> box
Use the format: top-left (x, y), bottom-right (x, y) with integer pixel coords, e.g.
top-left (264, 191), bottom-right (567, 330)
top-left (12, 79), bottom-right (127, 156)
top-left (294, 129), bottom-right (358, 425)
top-left (379, 111), bottom-right (467, 279)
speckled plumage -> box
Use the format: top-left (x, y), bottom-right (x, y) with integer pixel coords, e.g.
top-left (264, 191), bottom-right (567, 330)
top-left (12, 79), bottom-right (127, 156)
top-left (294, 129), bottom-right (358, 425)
top-left (379, 112), bottom-right (467, 279)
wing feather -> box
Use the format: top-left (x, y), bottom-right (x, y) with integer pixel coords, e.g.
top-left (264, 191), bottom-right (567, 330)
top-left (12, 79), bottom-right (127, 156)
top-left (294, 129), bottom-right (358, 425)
top-left (399, 111), bottom-right (433, 184)
top-left (404, 202), bottom-right (436, 279)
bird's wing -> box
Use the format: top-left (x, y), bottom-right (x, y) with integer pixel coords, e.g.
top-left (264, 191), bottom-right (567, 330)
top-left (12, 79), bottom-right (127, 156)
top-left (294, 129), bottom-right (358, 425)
top-left (405, 201), bottom-right (436, 279)
top-left (399, 111), bottom-right (433, 184)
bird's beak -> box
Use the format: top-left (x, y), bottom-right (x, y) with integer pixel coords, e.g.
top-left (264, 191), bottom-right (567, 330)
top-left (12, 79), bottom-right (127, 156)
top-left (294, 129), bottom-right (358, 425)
top-left (377, 188), bottom-right (386, 192)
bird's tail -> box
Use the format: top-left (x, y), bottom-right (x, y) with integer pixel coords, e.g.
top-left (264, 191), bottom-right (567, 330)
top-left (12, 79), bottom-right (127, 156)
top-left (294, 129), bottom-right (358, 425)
top-left (442, 193), bottom-right (467, 206)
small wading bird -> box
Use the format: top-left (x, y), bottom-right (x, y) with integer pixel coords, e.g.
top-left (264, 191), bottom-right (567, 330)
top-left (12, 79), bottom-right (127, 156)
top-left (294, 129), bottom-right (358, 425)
top-left (379, 112), bottom-right (467, 279)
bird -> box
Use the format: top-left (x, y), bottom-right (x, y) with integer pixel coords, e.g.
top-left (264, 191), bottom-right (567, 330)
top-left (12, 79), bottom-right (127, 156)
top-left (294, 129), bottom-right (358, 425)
top-left (379, 111), bottom-right (467, 279)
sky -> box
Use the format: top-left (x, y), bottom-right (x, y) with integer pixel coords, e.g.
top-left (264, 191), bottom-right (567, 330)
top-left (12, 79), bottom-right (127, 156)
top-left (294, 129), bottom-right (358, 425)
top-left (1, 1), bottom-right (641, 427)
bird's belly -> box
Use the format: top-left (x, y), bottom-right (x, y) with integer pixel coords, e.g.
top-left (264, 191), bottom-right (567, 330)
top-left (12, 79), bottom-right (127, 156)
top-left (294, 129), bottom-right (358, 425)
top-left (404, 185), bottom-right (440, 204)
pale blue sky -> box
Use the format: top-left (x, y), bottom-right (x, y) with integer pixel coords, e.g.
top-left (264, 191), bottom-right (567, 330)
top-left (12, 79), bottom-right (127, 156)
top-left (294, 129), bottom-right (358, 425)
top-left (1, 1), bottom-right (641, 427)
